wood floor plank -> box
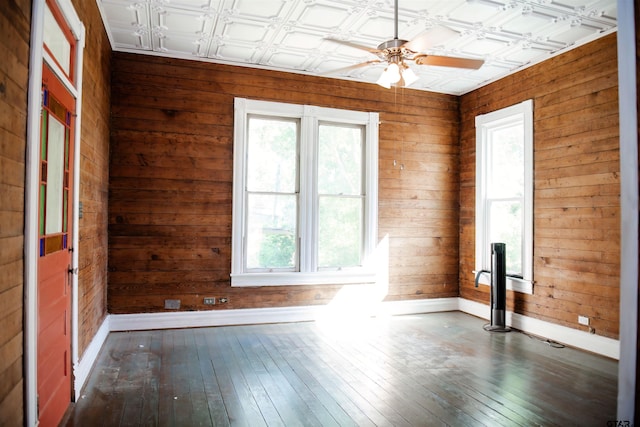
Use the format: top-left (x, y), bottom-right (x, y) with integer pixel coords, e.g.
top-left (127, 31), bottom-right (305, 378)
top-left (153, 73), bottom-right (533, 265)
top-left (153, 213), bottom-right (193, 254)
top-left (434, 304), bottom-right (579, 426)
top-left (266, 324), bottom-right (378, 426)
top-left (248, 326), bottom-right (343, 427)
top-left (251, 325), bottom-right (358, 427)
top-left (313, 321), bottom-right (513, 426)
top-left (213, 327), bottom-right (270, 427)
top-left (232, 326), bottom-right (324, 427)
top-left (64, 312), bottom-right (618, 426)
top-left (201, 329), bottom-right (255, 427)
top-left (192, 329), bottom-right (230, 427)
top-left (310, 320), bottom-right (485, 426)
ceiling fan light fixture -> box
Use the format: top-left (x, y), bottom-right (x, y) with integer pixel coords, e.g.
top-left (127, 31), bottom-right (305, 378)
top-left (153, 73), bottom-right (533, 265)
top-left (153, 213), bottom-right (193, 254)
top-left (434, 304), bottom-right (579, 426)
top-left (401, 65), bottom-right (418, 86)
top-left (376, 71), bottom-right (392, 89)
top-left (386, 62), bottom-right (401, 83)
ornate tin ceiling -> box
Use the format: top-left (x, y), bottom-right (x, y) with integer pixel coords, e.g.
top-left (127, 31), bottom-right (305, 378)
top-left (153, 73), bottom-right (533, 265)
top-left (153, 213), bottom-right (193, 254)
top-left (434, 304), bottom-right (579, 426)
top-left (96, 0), bottom-right (617, 95)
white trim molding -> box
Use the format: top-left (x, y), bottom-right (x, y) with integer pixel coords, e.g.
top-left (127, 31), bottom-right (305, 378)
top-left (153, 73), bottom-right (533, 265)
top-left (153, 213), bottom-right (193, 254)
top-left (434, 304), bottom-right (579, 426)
top-left (616, 0), bottom-right (638, 420)
top-left (475, 100), bottom-right (534, 290)
top-left (107, 298), bottom-right (618, 360)
top-left (73, 316), bottom-right (110, 396)
top-left (473, 271), bottom-right (533, 295)
top-left (231, 98), bottom-right (379, 287)
top-left (110, 298), bottom-right (459, 332)
top-left (459, 298), bottom-right (620, 360)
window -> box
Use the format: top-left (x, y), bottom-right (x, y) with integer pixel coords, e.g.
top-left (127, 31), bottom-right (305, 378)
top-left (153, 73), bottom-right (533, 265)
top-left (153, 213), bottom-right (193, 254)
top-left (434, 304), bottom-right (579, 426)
top-left (475, 100), bottom-right (533, 294)
top-left (232, 98), bottom-right (379, 286)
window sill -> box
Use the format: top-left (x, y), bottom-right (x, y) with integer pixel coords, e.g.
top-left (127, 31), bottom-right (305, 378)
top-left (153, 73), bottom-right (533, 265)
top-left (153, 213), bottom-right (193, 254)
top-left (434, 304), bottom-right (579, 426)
top-left (473, 271), bottom-right (533, 295)
top-left (231, 270), bottom-right (378, 287)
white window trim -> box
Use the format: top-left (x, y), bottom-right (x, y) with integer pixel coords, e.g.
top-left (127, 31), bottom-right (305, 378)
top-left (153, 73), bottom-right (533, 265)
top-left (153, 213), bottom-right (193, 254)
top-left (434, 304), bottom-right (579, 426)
top-left (475, 100), bottom-right (533, 294)
top-left (231, 98), bottom-right (379, 287)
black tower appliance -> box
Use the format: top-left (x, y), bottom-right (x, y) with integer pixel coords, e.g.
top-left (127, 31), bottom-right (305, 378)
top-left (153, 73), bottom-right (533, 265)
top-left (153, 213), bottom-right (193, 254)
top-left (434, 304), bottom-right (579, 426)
top-left (484, 243), bottom-right (510, 332)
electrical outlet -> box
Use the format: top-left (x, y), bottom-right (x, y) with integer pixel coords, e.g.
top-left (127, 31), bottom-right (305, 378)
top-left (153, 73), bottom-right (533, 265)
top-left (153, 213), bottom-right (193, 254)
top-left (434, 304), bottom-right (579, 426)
top-left (219, 297), bottom-right (228, 303)
top-left (164, 299), bottom-right (180, 309)
top-left (578, 315), bottom-right (589, 326)
top-left (203, 297), bottom-right (215, 305)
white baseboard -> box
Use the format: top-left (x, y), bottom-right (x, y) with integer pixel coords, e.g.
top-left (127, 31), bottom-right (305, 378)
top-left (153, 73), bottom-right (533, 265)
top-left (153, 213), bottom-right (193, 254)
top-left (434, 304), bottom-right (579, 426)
top-left (458, 298), bottom-right (620, 360)
top-left (73, 315), bottom-right (110, 397)
top-left (109, 298), bottom-right (460, 332)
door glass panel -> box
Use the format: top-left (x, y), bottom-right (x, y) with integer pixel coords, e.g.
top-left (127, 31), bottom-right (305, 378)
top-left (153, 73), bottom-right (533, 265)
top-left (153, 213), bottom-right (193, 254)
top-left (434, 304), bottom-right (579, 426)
top-left (39, 184), bottom-right (46, 236)
top-left (44, 2), bottom-right (72, 76)
top-left (41, 110), bottom-right (48, 160)
top-left (45, 116), bottom-right (65, 235)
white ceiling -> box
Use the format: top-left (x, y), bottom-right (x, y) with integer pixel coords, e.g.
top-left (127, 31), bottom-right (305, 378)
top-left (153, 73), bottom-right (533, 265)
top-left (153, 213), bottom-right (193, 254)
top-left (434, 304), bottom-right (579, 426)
top-left (96, 0), bottom-right (617, 95)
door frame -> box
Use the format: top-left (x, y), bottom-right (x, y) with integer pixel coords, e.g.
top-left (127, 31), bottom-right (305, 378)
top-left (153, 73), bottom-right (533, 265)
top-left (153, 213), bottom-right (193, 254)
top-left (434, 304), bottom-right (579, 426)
top-left (25, 0), bottom-right (85, 425)
top-left (617, 0), bottom-right (638, 420)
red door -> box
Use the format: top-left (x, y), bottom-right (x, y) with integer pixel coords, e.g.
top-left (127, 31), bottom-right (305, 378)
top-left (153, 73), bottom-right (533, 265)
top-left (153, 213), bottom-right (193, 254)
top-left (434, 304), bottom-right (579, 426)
top-left (37, 63), bottom-right (75, 427)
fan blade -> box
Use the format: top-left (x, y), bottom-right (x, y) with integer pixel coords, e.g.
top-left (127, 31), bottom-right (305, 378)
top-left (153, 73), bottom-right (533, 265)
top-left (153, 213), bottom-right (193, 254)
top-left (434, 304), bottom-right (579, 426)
top-left (414, 55), bottom-right (484, 70)
top-left (321, 60), bottom-right (383, 76)
top-left (404, 26), bottom-right (459, 52)
top-left (325, 38), bottom-right (382, 55)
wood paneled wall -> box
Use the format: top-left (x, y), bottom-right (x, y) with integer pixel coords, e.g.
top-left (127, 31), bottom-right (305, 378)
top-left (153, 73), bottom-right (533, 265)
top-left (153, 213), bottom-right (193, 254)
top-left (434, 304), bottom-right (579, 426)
top-left (108, 54), bottom-right (460, 313)
top-left (459, 33), bottom-right (620, 339)
top-left (71, 0), bottom-right (112, 358)
top-left (0, 0), bottom-right (30, 424)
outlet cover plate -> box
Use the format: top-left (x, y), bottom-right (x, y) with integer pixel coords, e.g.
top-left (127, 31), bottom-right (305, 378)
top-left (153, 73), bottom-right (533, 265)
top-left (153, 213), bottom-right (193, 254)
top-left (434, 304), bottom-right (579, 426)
top-left (165, 299), bottom-right (181, 309)
top-left (578, 315), bottom-right (589, 326)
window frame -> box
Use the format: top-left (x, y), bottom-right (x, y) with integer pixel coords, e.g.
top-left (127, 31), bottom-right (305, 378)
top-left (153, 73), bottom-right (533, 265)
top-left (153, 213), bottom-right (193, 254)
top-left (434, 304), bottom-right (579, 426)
top-left (475, 99), bottom-right (534, 294)
top-left (231, 98), bottom-right (379, 287)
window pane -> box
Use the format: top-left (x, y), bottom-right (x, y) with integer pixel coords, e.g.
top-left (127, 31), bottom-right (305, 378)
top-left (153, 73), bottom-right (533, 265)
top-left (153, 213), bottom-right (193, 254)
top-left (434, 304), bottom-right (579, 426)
top-left (45, 116), bottom-right (66, 235)
top-left (318, 196), bottom-right (362, 268)
top-left (246, 194), bottom-right (297, 269)
top-left (488, 200), bottom-right (522, 275)
top-left (488, 123), bottom-right (523, 198)
top-left (247, 117), bottom-right (297, 193)
top-left (44, 3), bottom-right (72, 76)
top-left (318, 124), bottom-right (363, 195)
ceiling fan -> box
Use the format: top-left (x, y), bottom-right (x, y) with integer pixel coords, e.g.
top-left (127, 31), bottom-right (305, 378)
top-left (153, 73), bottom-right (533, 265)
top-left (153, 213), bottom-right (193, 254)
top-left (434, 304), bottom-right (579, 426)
top-left (325, 0), bottom-right (484, 88)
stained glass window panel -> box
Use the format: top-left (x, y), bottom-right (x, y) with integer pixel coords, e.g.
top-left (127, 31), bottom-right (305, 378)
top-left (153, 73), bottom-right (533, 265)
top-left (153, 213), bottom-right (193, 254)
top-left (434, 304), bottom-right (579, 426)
top-left (45, 116), bottom-right (65, 235)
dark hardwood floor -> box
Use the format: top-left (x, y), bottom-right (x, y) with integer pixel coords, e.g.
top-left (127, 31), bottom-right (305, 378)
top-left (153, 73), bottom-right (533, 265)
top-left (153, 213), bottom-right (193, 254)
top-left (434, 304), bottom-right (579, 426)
top-left (64, 312), bottom-right (617, 426)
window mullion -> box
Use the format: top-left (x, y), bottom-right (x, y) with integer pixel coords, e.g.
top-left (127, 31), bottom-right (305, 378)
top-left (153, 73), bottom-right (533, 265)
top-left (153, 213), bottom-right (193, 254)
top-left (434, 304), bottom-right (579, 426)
top-left (299, 109), bottom-right (316, 273)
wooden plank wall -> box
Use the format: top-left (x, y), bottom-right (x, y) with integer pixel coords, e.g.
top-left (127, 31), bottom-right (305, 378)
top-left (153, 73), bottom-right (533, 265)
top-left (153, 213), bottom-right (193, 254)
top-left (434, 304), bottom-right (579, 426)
top-left (108, 54), bottom-right (460, 313)
top-left (459, 33), bottom-right (620, 339)
top-left (0, 0), bottom-right (31, 424)
top-left (71, 0), bottom-right (112, 357)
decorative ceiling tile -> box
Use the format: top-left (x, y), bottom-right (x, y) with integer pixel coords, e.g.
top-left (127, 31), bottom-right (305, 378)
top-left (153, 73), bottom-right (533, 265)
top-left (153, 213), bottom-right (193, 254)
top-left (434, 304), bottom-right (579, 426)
top-left (96, 0), bottom-right (617, 94)
top-left (460, 38), bottom-right (509, 56)
top-left (211, 43), bottom-right (258, 62)
top-left (263, 51), bottom-right (310, 69)
top-left (548, 24), bottom-right (603, 45)
top-left (296, 3), bottom-right (353, 29)
top-left (110, 27), bottom-right (151, 50)
top-left (447, 1), bottom-right (505, 25)
top-left (278, 30), bottom-right (326, 50)
top-left (221, 21), bottom-right (270, 43)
